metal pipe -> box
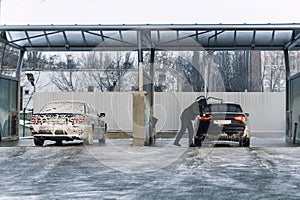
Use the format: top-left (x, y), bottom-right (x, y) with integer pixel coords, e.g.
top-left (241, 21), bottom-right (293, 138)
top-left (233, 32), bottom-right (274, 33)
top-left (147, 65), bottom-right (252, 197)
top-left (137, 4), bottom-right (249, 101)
top-left (293, 123), bottom-right (298, 144)
top-left (284, 49), bottom-right (291, 140)
top-left (138, 31), bottom-right (143, 91)
top-left (284, 49), bottom-right (290, 111)
top-left (16, 50), bottom-right (25, 138)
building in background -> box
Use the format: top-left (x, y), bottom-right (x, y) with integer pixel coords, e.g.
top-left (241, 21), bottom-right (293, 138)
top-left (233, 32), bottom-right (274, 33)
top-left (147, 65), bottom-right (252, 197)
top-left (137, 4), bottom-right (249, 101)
top-left (261, 51), bottom-right (300, 92)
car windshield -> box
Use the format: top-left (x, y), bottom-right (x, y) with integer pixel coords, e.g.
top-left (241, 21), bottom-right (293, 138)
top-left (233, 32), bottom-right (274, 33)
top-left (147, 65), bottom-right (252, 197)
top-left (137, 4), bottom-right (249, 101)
top-left (204, 104), bottom-right (243, 113)
top-left (39, 102), bottom-right (85, 114)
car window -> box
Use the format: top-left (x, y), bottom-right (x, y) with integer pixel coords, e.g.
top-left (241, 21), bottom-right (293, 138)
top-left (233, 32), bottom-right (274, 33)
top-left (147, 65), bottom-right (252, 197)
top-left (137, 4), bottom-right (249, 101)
top-left (85, 104), bottom-right (90, 114)
top-left (89, 104), bottom-right (97, 115)
top-left (227, 104), bottom-right (242, 112)
top-left (205, 104), bottom-right (243, 113)
top-left (40, 102), bottom-right (85, 114)
top-left (85, 103), bottom-right (97, 115)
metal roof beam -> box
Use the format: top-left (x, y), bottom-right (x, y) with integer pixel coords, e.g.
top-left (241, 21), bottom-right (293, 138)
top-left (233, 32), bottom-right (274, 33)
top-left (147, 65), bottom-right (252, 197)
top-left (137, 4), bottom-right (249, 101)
top-left (251, 30), bottom-right (256, 49)
top-left (24, 31), bottom-right (33, 47)
top-left (285, 32), bottom-right (300, 50)
top-left (62, 31), bottom-right (69, 47)
top-left (10, 31), bottom-right (60, 43)
top-left (81, 31), bottom-right (88, 47)
top-left (43, 31), bottom-right (51, 47)
top-left (1, 24), bottom-right (300, 31)
top-left (85, 30), bottom-right (135, 46)
top-left (159, 30), bottom-right (210, 46)
top-left (271, 30), bottom-right (275, 47)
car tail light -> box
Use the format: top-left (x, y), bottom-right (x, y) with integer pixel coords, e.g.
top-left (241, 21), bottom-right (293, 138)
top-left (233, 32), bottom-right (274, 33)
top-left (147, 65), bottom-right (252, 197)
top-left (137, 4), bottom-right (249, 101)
top-left (31, 116), bottom-right (42, 124)
top-left (233, 115), bottom-right (246, 122)
top-left (71, 116), bottom-right (85, 124)
top-left (198, 115), bottom-right (212, 121)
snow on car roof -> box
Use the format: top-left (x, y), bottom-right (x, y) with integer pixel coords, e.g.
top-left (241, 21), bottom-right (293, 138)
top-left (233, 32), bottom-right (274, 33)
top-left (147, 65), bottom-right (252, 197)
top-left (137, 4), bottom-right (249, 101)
top-left (39, 100), bottom-right (85, 114)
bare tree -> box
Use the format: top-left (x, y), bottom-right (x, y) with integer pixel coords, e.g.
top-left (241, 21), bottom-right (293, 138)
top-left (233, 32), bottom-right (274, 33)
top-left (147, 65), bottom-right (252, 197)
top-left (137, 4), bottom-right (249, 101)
top-left (213, 51), bottom-right (250, 92)
top-left (0, 46), bottom-right (19, 76)
top-left (51, 71), bottom-right (78, 92)
top-left (23, 52), bottom-right (48, 70)
top-left (173, 52), bottom-right (205, 92)
top-left (50, 54), bottom-right (83, 92)
top-left (84, 52), bottom-right (136, 92)
top-left (261, 51), bottom-right (286, 92)
top-left (51, 52), bottom-right (136, 92)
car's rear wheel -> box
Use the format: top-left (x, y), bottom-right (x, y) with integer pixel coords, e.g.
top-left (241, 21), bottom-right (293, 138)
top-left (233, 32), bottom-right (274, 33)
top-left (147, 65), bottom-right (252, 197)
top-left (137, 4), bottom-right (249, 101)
top-left (239, 137), bottom-right (250, 147)
top-left (194, 136), bottom-right (202, 147)
top-left (34, 137), bottom-right (44, 146)
top-left (84, 125), bottom-right (94, 145)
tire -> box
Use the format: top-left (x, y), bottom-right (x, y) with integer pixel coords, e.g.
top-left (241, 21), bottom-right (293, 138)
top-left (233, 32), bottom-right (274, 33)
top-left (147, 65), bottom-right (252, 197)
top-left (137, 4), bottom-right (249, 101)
top-left (84, 132), bottom-right (93, 145)
top-left (99, 124), bottom-right (107, 144)
top-left (99, 132), bottom-right (106, 144)
top-left (84, 126), bottom-right (94, 145)
top-left (55, 140), bottom-right (63, 146)
top-left (34, 137), bottom-right (44, 146)
top-left (194, 136), bottom-right (202, 147)
top-left (243, 138), bottom-right (250, 147)
top-left (239, 137), bottom-right (250, 147)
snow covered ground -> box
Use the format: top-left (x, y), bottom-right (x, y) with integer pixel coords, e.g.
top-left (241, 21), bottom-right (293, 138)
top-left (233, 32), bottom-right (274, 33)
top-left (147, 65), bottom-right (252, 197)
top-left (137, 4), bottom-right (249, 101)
top-left (0, 136), bottom-right (300, 199)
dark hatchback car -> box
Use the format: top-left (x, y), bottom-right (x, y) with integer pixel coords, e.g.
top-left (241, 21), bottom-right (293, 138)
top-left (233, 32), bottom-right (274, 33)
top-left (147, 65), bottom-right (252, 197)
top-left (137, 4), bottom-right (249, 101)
top-left (194, 102), bottom-right (250, 147)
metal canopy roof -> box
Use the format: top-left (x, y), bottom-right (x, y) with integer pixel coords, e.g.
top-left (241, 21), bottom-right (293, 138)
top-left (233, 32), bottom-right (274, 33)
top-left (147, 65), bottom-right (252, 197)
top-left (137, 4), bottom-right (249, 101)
top-left (1, 23), bottom-right (300, 51)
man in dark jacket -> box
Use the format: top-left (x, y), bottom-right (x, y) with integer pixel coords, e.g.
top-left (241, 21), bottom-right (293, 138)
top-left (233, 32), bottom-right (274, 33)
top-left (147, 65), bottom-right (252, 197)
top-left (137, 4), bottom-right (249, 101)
top-left (174, 96), bottom-right (207, 147)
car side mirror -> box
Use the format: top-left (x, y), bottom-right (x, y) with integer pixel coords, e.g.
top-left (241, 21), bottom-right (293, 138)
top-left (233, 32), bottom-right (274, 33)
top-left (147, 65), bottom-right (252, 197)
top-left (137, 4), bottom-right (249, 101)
top-left (99, 112), bottom-right (106, 118)
top-left (245, 113), bottom-right (249, 117)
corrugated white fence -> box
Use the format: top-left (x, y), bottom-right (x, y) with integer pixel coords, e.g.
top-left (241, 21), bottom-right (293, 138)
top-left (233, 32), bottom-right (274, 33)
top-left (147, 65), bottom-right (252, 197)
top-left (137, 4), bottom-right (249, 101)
top-left (33, 92), bottom-right (286, 133)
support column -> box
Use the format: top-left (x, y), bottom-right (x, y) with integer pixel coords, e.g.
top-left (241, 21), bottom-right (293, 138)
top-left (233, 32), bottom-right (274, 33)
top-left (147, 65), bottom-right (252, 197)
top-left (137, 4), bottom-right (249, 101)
top-left (284, 49), bottom-right (290, 111)
top-left (284, 49), bottom-right (291, 139)
top-left (132, 91), bottom-right (146, 146)
top-left (16, 49), bottom-right (25, 140)
top-left (138, 31), bottom-right (143, 92)
top-left (16, 50), bottom-right (25, 79)
top-left (132, 30), bottom-right (146, 146)
top-left (148, 48), bottom-right (156, 144)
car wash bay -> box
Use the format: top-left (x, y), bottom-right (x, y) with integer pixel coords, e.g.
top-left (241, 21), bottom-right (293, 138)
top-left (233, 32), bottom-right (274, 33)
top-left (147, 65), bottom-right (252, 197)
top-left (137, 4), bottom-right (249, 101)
top-left (1, 24), bottom-right (300, 145)
top-left (1, 24), bottom-right (300, 199)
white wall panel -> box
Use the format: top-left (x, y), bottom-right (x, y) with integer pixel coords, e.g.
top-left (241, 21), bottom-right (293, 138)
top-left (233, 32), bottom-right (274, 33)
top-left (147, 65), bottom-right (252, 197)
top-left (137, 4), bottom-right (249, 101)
top-left (33, 92), bottom-right (285, 133)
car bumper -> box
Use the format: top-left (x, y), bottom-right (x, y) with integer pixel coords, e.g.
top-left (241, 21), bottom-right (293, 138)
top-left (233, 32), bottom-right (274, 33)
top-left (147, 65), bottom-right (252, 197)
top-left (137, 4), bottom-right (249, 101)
top-left (31, 125), bottom-right (90, 140)
top-left (32, 134), bottom-right (84, 141)
top-left (204, 132), bottom-right (242, 140)
top-left (200, 132), bottom-right (250, 146)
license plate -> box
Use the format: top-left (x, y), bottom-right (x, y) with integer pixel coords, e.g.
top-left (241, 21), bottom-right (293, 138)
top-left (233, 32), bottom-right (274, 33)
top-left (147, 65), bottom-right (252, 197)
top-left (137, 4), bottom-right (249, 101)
top-left (214, 120), bottom-right (231, 125)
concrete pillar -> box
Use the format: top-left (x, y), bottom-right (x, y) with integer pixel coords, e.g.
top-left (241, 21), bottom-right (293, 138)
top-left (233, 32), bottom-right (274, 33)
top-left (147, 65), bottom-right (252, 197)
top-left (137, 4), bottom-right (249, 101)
top-left (132, 30), bottom-right (147, 146)
top-left (132, 91), bottom-right (147, 146)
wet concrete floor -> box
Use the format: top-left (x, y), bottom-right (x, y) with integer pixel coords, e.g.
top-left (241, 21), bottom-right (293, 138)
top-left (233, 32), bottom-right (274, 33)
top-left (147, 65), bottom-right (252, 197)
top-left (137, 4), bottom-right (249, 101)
top-left (0, 133), bottom-right (300, 199)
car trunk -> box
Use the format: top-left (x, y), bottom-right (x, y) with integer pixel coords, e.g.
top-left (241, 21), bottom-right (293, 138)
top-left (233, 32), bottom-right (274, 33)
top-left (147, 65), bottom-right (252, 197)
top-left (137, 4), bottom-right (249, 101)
top-left (32, 113), bottom-right (85, 126)
top-left (198, 112), bottom-right (246, 135)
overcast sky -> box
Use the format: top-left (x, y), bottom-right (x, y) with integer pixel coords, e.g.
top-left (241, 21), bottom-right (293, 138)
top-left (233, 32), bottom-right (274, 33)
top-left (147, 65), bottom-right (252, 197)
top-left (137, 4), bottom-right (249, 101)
top-left (1, 0), bottom-right (300, 24)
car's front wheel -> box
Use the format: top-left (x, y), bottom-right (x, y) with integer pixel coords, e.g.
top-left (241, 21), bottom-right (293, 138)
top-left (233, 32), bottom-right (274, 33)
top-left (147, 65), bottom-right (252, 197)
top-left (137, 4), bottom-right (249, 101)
top-left (34, 137), bottom-right (44, 146)
top-left (99, 132), bottom-right (106, 144)
top-left (55, 140), bottom-right (63, 146)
